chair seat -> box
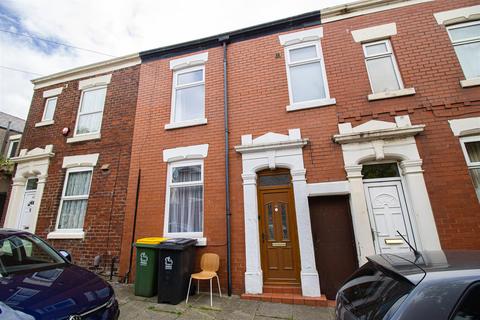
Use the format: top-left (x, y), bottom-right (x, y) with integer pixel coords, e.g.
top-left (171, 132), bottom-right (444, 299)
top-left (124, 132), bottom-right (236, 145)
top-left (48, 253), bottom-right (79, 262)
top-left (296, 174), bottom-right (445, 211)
top-left (191, 271), bottom-right (217, 280)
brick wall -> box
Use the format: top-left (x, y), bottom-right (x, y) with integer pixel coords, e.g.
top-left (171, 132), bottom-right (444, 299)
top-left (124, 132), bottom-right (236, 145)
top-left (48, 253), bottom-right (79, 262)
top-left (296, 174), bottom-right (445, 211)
top-left (118, 0), bottom-right (479, 295)
top-left (21, 65), bottom-right (140, 271)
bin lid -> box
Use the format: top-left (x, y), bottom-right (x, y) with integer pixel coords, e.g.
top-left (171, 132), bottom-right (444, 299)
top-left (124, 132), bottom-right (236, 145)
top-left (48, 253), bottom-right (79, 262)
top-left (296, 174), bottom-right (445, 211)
top-left (136, 237), bottom-right (168, 245)
top-left (157, 238), bottom-right (197, 250)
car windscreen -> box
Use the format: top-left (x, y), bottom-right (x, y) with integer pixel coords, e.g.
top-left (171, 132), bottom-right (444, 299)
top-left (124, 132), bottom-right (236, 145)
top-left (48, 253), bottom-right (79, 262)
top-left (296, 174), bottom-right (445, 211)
top-left (0, 234), bottom-right (65, 276)
top-left (338, 261), bottom-right (415, 320)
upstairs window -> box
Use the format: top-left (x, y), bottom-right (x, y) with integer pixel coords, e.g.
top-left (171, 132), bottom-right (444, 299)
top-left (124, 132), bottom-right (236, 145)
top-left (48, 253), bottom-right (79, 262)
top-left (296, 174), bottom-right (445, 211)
top-left (171, 66), bottom-right (205, 124)
top-left (75, 87), bottom-right (106, 136)
top-left (165, 161), bottom-right (204, 236)
top-left (57, 168), bottom-right (93, 230)
top-left (460, 136), bottom-right (480, 201)
top-left (363, 39), bottom-right (403, 93)
top-left (286, 42), bottom-right (327, 103)
top-left (42, 97), bottom-right (57, 122)
top-left (447, 21), bottom-right (480, 80)
top-left (6, 138), bottom-right (20, 159)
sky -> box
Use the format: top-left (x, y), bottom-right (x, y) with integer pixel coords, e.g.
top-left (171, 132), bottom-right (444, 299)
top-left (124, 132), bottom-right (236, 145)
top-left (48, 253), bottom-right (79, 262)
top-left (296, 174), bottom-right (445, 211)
top-left (0, 0), bottom-right (351, 120)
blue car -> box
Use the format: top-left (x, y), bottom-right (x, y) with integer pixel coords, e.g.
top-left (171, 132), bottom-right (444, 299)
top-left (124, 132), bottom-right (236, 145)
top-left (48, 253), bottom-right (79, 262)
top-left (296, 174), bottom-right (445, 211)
top-left (0, 229), bottom-right (119, 320)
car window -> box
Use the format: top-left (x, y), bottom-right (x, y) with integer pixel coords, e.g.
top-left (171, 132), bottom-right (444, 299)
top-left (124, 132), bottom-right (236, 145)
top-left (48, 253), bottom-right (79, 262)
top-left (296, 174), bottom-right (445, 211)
top-left (338, 261), bottom-right (414, 320)
top-left (0, 235), bottom-right (64, 276)
top-left (451, 283), bottom-right (480, 320)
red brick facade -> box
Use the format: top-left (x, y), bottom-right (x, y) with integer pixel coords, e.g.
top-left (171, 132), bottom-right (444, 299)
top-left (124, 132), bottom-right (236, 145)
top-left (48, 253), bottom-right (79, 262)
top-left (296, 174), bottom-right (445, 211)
top-left (7, 0), bottom-right (480, 297)
top-left (18, 65), bottom-right (140, 270)
top-left (119, 0), bottom-right (480, 295)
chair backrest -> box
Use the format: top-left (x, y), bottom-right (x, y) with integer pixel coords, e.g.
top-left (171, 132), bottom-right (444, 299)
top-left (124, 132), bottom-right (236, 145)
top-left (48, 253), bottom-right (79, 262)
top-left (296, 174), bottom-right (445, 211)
top-left (200, 253), bottom-right (220, 272)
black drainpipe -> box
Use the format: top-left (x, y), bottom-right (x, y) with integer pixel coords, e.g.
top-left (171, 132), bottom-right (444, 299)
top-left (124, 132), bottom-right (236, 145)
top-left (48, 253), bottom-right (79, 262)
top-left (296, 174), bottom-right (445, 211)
top-left (124, 168), bottom-right (141, 283)
top-left (219, 35), bottom-right (232, 296)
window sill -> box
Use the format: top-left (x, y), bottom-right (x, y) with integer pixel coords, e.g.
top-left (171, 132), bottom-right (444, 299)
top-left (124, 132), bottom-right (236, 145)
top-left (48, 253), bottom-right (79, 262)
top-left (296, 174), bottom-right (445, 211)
top-left (164, 118), bottom-right (208, 130)
top-left (368, 88), bottom-right (416, 101)
top-left (164, 234), bottom-right (207, 246)
top-left (460, 77), bottom-right (480, 88)
top-left (67, 133), bottom-right (101, 143)
top-left (286, 98), bottom-right (336, 112)
top-left (35, 120), bottom-right (54, 127)
top-left (47, 230), bottom-right (85, 240)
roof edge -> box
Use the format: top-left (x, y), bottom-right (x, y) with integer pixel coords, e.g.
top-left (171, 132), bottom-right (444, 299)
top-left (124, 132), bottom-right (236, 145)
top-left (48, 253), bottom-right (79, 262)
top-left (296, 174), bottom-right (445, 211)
top-left (31, 53), bottom-right (141, 90)
top-left (140, 10), bottom-right (321, 62)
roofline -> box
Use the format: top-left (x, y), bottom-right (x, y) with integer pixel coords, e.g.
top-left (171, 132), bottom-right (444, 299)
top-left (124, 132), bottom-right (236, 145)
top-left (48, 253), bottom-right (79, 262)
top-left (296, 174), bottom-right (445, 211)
top-left (31, 53), bottom-right (141, 90)
top-left (321, 0), bottom-right (433, 23)
top-left (140, 10), bottom-right (321, 62)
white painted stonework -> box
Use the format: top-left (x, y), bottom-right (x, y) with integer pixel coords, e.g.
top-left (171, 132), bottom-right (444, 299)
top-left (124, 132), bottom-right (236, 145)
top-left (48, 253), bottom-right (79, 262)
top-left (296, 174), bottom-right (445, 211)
top-left (448, 117), bottom-right (480, 136)
top-left (351, 22), bottom-right (397, 43)
top-left (163, 144), bottom-right (209, 162)
top-left (434, 5), bottom-right (480, 25)
top-left (278, 27), bottom-right (323, 47)
top-left (169, 52), bottom-right (208, 71)
top-left (333, 116), bottom-right (441, 264)
top-left (4, 145), bottom-right (54, 233)
top-left (307, 181), bottom-right (350, 196)
top-left (78, 74), bottom-right (112, 90)
top-left (235, 129), bottom-right (321, 297)
top-left (62, 153), bottom-right (99, 168)
top-left (42, 87), bottom-right (63, 98)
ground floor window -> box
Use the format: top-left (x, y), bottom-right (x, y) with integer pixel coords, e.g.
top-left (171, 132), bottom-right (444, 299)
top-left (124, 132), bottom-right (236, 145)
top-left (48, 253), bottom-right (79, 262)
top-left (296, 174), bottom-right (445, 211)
top-left (57, 168), bottom-right (93, 230)
top-left (165, 160), bottom-right (203, 236)
top-left (460, 136), bottom-right (480, 201)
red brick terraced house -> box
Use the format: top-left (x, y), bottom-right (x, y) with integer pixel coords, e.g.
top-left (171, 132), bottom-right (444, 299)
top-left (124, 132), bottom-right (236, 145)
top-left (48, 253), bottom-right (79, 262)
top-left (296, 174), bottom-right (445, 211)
top-left (3, 54), bottom-right (141, 271)
top-left (5, 0), bottom-right (480, 304)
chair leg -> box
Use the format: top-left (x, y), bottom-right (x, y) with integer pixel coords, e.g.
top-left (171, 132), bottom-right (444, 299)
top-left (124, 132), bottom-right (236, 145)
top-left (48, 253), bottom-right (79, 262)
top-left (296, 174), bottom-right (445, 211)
top-left (216, 275), bottom-right (222, 297)
top-left (186, 276), bottom-right (192, 305)
top-left (197, 279), bottom-right (200, 294)
top-left (210, 278), bottom-right (213, 307)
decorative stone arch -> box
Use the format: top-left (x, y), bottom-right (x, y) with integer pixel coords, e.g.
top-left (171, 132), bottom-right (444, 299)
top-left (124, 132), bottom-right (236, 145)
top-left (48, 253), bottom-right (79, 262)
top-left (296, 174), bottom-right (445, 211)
top-left (4, 145), bottom-right (54, 233)
top-left (333, 116), bottom-right (441, 264)
top-left (235, 129), bottom-right (321, 297)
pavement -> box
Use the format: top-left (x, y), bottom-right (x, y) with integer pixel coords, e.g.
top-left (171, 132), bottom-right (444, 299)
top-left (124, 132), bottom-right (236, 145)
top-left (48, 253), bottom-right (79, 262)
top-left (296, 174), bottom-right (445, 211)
top-left (113, 283), bottom-right (335, 320)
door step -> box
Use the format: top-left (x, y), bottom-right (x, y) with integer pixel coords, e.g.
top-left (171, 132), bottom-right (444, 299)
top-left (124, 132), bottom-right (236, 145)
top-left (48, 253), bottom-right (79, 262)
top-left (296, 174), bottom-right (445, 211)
top-left (263, 285), bottom-right (302, 294)
top-left (241, 292), bottom-right (333, 306)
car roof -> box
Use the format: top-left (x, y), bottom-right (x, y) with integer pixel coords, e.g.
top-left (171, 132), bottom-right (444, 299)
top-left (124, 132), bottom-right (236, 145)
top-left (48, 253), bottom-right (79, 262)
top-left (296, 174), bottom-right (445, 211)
top-left (369, 250), bottom-right (480, 285)
top-left (0, 229), bottom-right (32, 240)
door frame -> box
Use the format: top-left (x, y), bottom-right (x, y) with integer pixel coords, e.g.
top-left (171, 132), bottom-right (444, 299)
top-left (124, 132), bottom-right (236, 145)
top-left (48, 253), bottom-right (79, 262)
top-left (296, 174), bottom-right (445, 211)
top-left (363, 178), bottom-right (418, 253)
top-left (257, 170), bottom-right (301, 286)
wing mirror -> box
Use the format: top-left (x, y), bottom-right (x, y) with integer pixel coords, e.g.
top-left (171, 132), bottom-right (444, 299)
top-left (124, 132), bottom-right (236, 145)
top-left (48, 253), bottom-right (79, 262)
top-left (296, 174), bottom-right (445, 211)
top-left (59, 250), bottom-right (72, 263)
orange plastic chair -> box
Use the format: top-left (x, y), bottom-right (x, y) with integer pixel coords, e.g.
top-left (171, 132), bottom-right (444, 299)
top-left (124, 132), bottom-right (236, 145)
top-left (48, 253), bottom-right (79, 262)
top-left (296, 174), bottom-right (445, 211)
top-left (185, 253), bottom-right (222, 306)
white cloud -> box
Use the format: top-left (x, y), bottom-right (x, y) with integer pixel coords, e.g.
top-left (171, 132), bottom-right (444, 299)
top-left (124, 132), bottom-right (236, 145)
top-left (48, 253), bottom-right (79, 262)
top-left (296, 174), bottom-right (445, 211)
top-left (0, 0), bottom-right (350, 120)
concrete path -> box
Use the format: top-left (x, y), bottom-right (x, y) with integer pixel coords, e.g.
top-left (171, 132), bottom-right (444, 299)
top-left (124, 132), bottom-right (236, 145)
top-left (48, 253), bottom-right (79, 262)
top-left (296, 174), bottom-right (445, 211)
top-left (113, 283), bottom-right (335, 320)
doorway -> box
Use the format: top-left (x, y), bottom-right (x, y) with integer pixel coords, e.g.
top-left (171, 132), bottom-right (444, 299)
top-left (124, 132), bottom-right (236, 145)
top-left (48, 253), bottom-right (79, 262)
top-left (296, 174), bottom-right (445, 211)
top-left (17, 178), bottom-right (38, 231)
top-left (257, 169), bottom-right (301, 286)
top-left (362, 163), bottom-right (417, 254)
top-left (309, 195), bottom-right (358, 300)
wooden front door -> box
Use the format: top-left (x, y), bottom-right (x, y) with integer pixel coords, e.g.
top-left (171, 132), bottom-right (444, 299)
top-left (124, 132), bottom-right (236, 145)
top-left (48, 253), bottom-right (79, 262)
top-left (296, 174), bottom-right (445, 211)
top-left (258, 170), bottom-right (300, 285)
top-left (309, 195), bottom-right (358, 300)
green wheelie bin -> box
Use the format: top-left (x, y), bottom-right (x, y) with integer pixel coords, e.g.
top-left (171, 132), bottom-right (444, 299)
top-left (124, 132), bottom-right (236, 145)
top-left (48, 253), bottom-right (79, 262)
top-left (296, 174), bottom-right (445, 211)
top-left (134, 237), bottom-right (167, 297)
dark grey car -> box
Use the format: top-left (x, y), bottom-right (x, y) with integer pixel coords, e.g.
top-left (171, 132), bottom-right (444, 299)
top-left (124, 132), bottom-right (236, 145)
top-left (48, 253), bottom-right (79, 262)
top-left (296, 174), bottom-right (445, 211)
top-left (335, 250), bottom-right (480, 320)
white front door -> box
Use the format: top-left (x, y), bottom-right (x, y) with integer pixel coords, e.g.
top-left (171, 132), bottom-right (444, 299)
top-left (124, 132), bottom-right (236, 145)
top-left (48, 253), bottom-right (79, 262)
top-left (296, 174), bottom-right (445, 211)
top-left (17, 179), bottom-right (39, 231)
top-left (364, 180), bottom-right (416, 254)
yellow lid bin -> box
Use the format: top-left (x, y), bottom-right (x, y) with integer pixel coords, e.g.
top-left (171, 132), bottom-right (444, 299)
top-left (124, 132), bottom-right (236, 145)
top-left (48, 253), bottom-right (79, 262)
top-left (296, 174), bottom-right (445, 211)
top-left (136, 237), bottom-right (168, 245)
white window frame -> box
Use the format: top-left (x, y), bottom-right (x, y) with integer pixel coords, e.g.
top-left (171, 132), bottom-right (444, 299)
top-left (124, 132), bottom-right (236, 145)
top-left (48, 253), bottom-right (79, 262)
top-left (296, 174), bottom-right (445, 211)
top-left (54, 167), bottom-right (93, 233)
top-left (284, 40), bottom-right (335, 111)
top-left (163, 159), bottom-right (204, 240)
top-left (73, 86), bottom-right (107, 138)
top-left (168, 65), bottom-right (206, 128)
top-left (362, 39), bottom-right (404, 94)
top-left (460, 135), bottom-right (480, 167)
top-left (6, 139), bottom-right (20, 159)
top-left (460, 135), bottom-right (480, 200)
top-left (446, 20), bottom-right (480, 81)
top-left (42, 97), bottom-right (57, 122)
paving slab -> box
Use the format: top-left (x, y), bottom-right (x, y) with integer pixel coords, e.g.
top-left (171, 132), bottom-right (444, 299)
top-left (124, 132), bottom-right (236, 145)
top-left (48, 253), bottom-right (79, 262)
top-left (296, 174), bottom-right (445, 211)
top-left (113, 284), bottom-right (334, 320)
